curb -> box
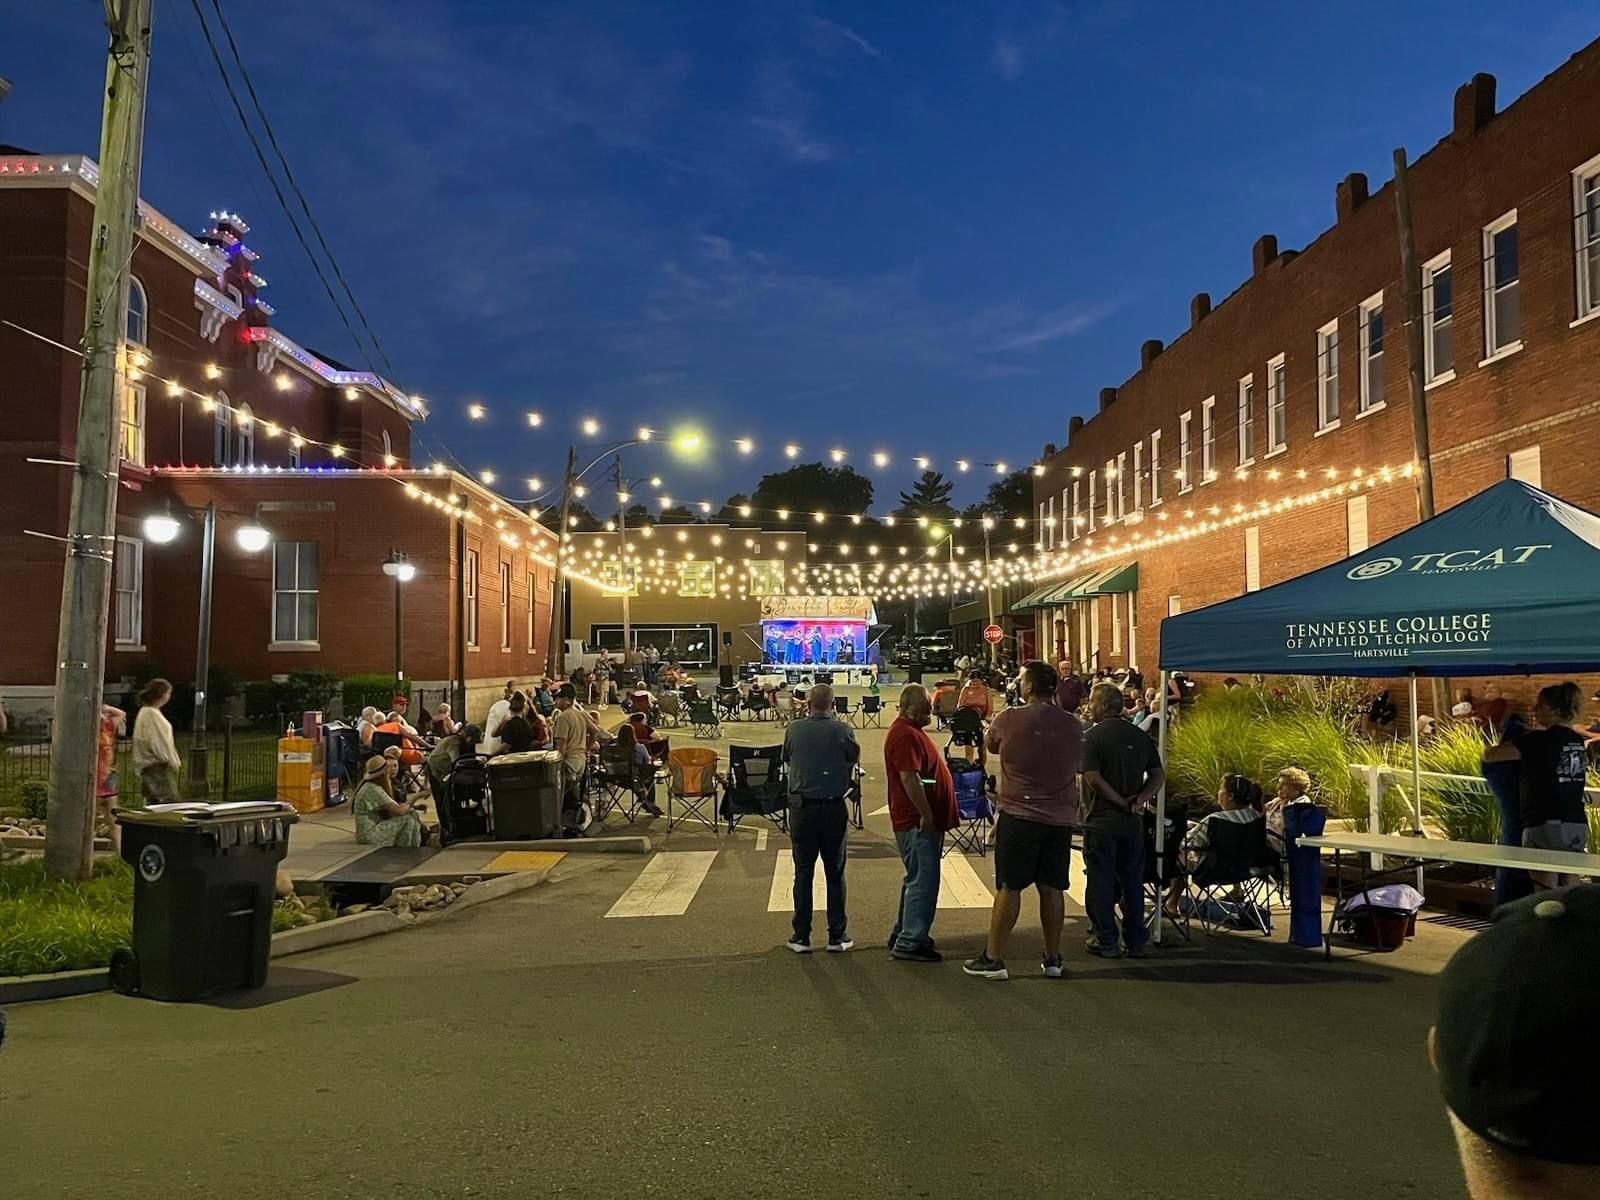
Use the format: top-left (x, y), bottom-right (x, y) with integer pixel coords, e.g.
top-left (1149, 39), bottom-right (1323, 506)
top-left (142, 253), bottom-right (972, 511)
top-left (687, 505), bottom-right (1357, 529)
top-left (472, 836), bottom-right (651, 854)
top-left (1, 835), bottom-right (114, 853)
top-left (0, 868), bottom-right (554, 1001)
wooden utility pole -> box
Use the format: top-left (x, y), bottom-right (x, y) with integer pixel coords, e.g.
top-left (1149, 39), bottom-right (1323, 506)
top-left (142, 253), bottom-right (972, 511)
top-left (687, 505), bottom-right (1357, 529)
top-left (45, 0), bottom-right (154, 881)
top-left (1393, 146), bottom-right (1449, 716)
top-left (545, 445), bottom-right (577, 678)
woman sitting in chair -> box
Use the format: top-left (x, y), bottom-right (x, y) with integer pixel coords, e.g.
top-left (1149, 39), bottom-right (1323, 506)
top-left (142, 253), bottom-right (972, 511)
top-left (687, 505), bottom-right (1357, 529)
top-left (1182, 774), bottom-right (1266, 873)
top-left (614, 722), bottom-right (664, 817)
top-left (355, 755), bottom-right (430, 847)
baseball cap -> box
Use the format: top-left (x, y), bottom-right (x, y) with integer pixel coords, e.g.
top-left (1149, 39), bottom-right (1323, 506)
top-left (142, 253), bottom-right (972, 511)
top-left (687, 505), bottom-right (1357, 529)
top-left (1434, 885), bottom-right (1600, 1165)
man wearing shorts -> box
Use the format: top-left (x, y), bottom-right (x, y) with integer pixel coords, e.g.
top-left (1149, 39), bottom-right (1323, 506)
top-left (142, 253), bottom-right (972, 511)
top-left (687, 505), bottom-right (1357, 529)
top-left (964, 661), bottom-right (1083, 981)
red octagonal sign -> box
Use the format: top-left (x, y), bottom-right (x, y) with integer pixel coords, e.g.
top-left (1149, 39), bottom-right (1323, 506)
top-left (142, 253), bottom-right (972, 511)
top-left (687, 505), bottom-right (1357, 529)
top-left (982, 624), bottom-right (1004, 645)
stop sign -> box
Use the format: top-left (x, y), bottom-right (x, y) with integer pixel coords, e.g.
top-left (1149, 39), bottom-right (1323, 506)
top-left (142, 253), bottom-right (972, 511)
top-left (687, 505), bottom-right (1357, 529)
top-left (982, 624), bottom-right (1004, 645)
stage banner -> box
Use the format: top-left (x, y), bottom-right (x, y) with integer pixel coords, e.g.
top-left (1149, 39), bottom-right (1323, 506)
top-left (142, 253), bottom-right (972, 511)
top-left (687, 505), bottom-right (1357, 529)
top-left (760, 594), bottom-right (872, 622)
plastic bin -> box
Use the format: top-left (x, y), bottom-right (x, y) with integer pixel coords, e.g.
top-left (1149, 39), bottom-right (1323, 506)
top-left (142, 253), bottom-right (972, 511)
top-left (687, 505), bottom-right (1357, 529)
top-left (276, 736), bottom-right (325, 813)
top-left (488, 751), bottom-right (563, 839)
top-left (112, 802), bottom-right (297, 1001)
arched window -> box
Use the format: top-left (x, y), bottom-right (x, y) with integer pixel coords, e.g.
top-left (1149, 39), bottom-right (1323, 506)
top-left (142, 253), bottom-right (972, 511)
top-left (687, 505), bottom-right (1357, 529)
top-left (126, 276), bottom-right (148, 345)
top-left (236, 402), bottom-right (256, 466)
top-left (288, 427), bottom-right (302, 469)
top-left (213, 392), bottom-right (232, 466)
top-left (381, 429), bottom-right (393, 464)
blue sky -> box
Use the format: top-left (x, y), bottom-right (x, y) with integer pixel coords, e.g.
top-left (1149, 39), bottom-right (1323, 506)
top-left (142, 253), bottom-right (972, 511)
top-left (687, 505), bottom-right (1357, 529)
top-left (3, 1), bottom-right (1596, 511)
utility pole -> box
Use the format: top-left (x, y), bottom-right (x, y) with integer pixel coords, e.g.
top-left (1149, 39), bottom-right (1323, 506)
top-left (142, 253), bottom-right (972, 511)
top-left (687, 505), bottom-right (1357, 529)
top-left (1393, 146), bottom-right (1449, 717)
top-left (187, 502), bottom-right (217, 793)
top-left (614, 453), bottom-right (631, 662)
top-left (546, 445), bottom-right (576, 678)
top-left (982, 519), bottom-right (997, 667)
top-left (45, 0), bottom-right (154, 882)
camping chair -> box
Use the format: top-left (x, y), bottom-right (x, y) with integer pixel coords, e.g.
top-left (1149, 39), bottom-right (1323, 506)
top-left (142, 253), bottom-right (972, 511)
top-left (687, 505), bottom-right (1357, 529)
top-left (1186, 815), bottom-right (1281, 935)
top-left (1144, 802), bottom-right (1191, 943)
top-left (932, 687), bottom-right (960, 730)
top-left (944, 759), bottom-right (994, 857)
top-left (852, 694), bottom-right (884, 728)
top-left (833, 695), bottom-right (853, 721)
top-left (773, 693), bottom-right (797, 727)
top-left (689, 697), bottom-right (721, 738)
top-left (370, 730), bottom-right (426, 796)
top-left (945, 706), bottom-right (985, 763)
top-left (667, 747), bottom-right (720, 832)
top-left (741, 689), bottom-right (772, 722)
top-left (656, 691), bottom-right (683, 728)
top-left (594, 741), bottom-right (651, 823)
top-left (721, 744), bottom-right (789, 834)
top-left (716, 686), bottom-right (743, 722)
top-left (845, 763), bottom-right (866, 829)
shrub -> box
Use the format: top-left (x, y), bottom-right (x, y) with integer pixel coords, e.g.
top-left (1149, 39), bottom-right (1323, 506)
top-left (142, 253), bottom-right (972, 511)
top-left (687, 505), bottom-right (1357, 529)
top-left (343, 672), bottom-right (399, 716)
top-left (19, 780), bottom-right (48, 820)
top-left (0, 858), bottom-right (134, 977)
top-left (240, 671), bottom-right (342, 721)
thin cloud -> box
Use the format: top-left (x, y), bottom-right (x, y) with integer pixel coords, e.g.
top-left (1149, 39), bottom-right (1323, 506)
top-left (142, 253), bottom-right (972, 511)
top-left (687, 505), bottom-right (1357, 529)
top-left (811, 17), bottom-right (881, 59)
top-left (985, 300), bottom-right (1125, 351)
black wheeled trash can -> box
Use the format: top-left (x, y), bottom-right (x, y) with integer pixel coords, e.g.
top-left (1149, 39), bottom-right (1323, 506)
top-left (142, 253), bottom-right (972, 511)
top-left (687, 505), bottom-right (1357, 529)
top-left (487, 751), bottom-right (563, 839)
top-left (112, 802), bottom-right (298, 1001)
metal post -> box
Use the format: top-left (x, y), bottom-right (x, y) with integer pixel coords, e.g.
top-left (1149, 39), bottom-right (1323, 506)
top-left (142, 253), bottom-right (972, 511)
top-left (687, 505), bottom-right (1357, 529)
top-left (547, 445), bottom-right (576, 678)
top-left (1153, 668), bottom-right (1170, 946)
top-left (393, 553), bottom-right (405, 695)
top-left (616, 453), bottom-right (631, 664)
top-left (1408, 671), bottom-right (1425, 891)
top-left (221, 715), bottom-right (233, 802)
top-left (188, 501), bottom-right (217, 795)
top-left (45, 0), bottom-right (155, 881)
top-left (983, 525), bottom-right (996, 667)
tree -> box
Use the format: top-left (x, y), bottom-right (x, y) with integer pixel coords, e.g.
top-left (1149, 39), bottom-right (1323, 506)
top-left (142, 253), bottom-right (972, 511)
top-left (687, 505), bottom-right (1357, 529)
top-left (963, 467), bottom-right (1032, 521)
top-left (622, 503), bottom-right (652, 526)
top-left (718, 493), bottom-right (754, 523)
top-left (750, 462), bottom-right (874, 518)
top-left (896, 470), bottom-right (955, 518)
top-left (657, 504), bottom-right (698, 524)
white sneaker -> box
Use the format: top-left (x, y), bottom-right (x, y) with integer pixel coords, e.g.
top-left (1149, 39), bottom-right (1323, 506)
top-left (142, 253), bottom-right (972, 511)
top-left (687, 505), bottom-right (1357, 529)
top-left (786, 938), bottom-right (812, 954)
top-left (826, 938), bottom-right (855, 953)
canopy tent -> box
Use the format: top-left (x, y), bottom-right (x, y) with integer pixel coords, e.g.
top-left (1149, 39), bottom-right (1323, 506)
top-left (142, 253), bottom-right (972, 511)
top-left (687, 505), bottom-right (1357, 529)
top-left (1149, 479), bottom-right (1600, 943)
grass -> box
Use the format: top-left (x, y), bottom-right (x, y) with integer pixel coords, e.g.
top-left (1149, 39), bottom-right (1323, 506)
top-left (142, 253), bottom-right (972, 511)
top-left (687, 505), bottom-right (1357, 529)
top-left (0, 858), bottom-right (134, 977)
top-left (0, 729), bottom-right (281, 809)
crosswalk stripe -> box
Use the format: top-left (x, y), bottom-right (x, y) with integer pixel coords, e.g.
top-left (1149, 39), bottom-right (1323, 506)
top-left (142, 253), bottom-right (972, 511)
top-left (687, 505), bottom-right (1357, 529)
top-left (766, 850), bottom-right (828, 912)
top-left (868, 804), bottom-right (890, 817)
top-left (605, 851), bottom-right (719, 918)
top-left (755, 829), bottom-right (768, 852)
top-left (937, 851), bottom-right (994, 908)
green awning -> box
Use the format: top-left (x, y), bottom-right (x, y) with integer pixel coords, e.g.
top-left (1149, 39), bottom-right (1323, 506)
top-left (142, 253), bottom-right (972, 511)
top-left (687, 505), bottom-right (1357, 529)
top-left (1011, 561), bottom-right (1138, 613)
top-left (1009, 581), bottom-right (1063, 612)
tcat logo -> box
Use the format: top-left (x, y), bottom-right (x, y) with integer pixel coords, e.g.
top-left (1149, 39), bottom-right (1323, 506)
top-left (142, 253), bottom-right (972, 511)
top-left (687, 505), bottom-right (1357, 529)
top-left (1347, 544), bottom-right (1551, 581)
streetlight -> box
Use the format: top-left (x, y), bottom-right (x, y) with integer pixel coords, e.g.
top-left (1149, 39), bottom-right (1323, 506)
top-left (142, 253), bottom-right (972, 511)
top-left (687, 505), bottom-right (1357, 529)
top-left (141, 500), bottom-right (270, 790)
top-left (382, 549), bottom-right (417, 697)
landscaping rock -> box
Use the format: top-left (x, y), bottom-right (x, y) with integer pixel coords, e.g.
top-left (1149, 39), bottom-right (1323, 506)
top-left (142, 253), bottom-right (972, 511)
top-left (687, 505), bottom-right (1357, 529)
top-left (344, 903), bottom-right (370, 915)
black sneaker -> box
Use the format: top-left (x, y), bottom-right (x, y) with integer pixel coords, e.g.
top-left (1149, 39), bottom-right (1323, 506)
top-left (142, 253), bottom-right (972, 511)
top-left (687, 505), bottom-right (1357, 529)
top-left (826, 937), bottom-right (855, 953)
top-left (892, 944), bottom-right (943, 963)
top-left (962, 953), bottom-right (1008, 980)
top-left (1125, 943), bottom-right (1149, 959)
top-left (1041, 954), bottom-right (1066, 978)
top-left (1084, 939), bottom-right (1124, 958)
top-left (786, 938), bottom-right (812, 955)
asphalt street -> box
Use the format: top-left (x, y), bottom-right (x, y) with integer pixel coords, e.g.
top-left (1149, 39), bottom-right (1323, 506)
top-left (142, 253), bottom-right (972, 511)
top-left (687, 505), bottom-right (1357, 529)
top-left (0, 713), bottom-right (1469, 1199)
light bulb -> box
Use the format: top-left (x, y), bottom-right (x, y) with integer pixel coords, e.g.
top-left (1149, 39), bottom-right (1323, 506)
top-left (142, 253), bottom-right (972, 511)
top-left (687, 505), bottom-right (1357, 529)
top-left (235, 523), bottom-right (271, 553)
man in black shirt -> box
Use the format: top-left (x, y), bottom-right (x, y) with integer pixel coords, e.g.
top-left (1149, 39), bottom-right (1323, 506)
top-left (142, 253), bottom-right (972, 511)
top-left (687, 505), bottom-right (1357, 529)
top-left (1080, 683), bottom-right (1165, 958)
top-left (1484, 682), bottom-right (1589, 889)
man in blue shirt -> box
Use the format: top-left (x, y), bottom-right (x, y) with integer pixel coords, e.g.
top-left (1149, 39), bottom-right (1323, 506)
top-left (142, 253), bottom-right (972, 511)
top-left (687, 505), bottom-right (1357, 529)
top-left (782, 684), bottom-right (860, 953)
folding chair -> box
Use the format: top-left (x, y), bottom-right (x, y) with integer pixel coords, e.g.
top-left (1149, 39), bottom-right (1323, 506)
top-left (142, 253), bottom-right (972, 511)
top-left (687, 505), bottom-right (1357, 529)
top-left (741, 690), bottom-right (772, 722)
top-left (715, 686), bottom-right (742, 722)
top-left (943, 760), bottom-right (994, 857)
top-left (853, 695), bottom-right (883, 728)
top-left (656, 691), bottom-right (683, 729)
top-left (773, 693), bottom-right (796, 727)
top-left (945, 706), bottom-right (984, 756)
top-left (1144, 802), bottom-right (1191, 943)
top-left (845, 763), bottom-right (865, 830)
top-left (688, 697), bottom-right (721, 738)
top-left (721, 744), bottom-right (789, 834)
top-left (833, 695), bottom-right (853, 722)
top-left (371, 730), bottom-right (427, 796)
top-left (667, 747), bottom-right (720, 832)
top-left (1186, 815), bottom-right (1281, 935)
top-left (593, 741), bottom-right (649, 823)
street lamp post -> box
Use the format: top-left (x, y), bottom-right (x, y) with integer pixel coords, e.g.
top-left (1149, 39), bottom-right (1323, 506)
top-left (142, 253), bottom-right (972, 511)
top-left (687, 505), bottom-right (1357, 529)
top-left (613, 453), bottom-right (631, 663)
top-left (980, 517), bottom-right (997, 666)
top-left (382, 548), bottom-right (417, 698)
top-left (143, 500), bottom-right (270, 793)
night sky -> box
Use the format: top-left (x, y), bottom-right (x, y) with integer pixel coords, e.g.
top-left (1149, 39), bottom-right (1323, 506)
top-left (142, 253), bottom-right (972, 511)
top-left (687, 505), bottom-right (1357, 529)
top-left (2, 1), bottom-right (1594, 513)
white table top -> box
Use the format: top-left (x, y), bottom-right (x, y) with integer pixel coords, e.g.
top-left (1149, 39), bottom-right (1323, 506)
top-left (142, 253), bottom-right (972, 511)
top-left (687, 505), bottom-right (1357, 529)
top-left (1300, 832), bottom-right (1600, 874)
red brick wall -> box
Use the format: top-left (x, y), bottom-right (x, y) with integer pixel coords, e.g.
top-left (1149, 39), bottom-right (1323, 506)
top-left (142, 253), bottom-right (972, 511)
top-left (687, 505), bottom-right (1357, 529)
top-left (1030, 43), bottom-right (1600, 710)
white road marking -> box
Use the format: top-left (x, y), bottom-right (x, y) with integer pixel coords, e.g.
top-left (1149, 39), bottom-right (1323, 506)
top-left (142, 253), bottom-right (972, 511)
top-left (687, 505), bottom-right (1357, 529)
top-left (937, 850), bottom-right (995, 908)
top-left (767, 850), bottom-right (829, 912)
top-left (605, 851), bottom-right (719, 918)
top-left (868, 804), bottom-right (890, 817)
top-left (755, 829), bottom-right (768, 852)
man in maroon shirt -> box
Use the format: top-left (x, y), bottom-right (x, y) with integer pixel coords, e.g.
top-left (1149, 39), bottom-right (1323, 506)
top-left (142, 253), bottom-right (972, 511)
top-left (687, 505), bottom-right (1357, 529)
top-left (885, 684), bottom-right (956, 963)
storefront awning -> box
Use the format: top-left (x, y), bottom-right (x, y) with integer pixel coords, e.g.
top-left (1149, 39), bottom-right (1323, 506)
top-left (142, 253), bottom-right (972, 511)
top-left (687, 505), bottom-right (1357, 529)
top-left (1011, 561), bottom-right (1138, 611)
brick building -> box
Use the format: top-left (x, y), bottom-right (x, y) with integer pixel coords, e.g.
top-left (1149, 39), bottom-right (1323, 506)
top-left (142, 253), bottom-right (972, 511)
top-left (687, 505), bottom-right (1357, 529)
top-left (1024, 45), bottom-right (1600, 703)
top-left (0, 151), bottom-right (557, 726)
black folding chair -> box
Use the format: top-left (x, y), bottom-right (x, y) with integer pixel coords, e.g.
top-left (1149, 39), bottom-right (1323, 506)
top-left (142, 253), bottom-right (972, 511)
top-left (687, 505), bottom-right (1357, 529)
top-left (720, 744), bottom-right (789, 834)
top-left (594, 741), bottom-right (650, 822)
top-left (370, 730), bottom-right (426, 796)
top-left (716, 686), bottom-right (743, 722)
top-left (1144, 802), bottom-right (1191, 943)
top-left (689, 697), bottom-right (721, 738)
top-left (852, 695), bottom-right (883, 728)
top-left (833, 695), bottom-right (853, 722)
top-left (1187, 815), bottom-right (1281, 935)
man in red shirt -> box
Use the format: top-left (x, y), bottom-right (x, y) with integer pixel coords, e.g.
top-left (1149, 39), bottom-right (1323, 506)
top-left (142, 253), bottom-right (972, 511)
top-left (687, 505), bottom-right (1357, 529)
top-left (885, 683), bottom-right (956, 963)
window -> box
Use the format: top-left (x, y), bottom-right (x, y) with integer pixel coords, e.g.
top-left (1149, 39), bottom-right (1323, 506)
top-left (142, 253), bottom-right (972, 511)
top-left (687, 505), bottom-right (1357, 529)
top-left (1316, 320), bottom-right (1339, 431)
top-left (1358, 295), bottom-right (1385, 413)
top-left (465, 549), bottom-right (480, 648)
top-left (126, 276), bottom-right (147, 346)
top-left (1103, 460), bottom-right (1115, 520)
top-left (114, 536), bottom-right (143, 646)
top-left (679, 560), bottom-right (715, 597)
top-left (1200, 397), bottom-right (1215, 480)
top-left (527, 572), bottom-right (537, 651)
top-left (1236, 375), bottom-right (1254, 465)
top-left (1577, 155), bottom-right (1600, 321)
top-left (287, 427), bottom-right (302, 468)
top-left (1133, 441), bottom-right (1144, 511)
top-left (599, 560), bottom-right (638, 595)
top-left (1087, 469), bottom-right (1097, 530)
top-left (1178, 412), bottom-right (1193, 491)
top-left (1167, 594), bottom-right (1181, 617)
top-left (1423, 252), bottom-right (1455, 383)
top-left (1266, 354), bottom-right (1287, 452)
top-left (214, 393), bottom-right (232, 466)
top-left (119, 380), bottom-right (146, 466)
top-left (1038, 501), bottom-right (1048, 549)
top-left (1115, 452), bottom-right (1126, 518)
top-left (1060, 487), bottom-right (1069, 541)
top-left (1046, 494), bottom-right (1055, 547)
top-left (748, 560), bottom-right (785, 594)
top-left (235, 402), bottom-right (256, 466)
top-left (1507, 445), bottom-right (1542, 487)
top-left (272, 541), bottom-right (319, 646)
top-left (1149, 430), bottom-right (1161, 504)
top-left (1244, 526), bottom-right (1261, 593)
top-left (1071, 479), bottom-right (1081, 537)
top-left (1346, 495), bottom-right (1369, 555)
top-left (1483, 212), bottom-right (1520, 358)
top-left (499, 561), bottom-right (511, 650)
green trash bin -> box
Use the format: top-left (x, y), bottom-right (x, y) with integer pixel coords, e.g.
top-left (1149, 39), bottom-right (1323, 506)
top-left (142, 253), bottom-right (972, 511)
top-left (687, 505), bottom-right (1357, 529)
top-left (487, 751), bottom-right (563, 839)
top-left (113, 802), bottom-right (298, 1002)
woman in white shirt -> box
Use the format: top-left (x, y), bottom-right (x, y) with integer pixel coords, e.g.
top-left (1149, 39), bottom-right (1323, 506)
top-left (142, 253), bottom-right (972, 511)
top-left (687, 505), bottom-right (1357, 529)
top-left (132, 678), bottom-right (183, 803)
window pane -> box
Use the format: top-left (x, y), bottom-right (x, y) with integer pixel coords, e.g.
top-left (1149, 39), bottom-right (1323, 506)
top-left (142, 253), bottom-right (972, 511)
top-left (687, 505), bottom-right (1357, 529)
top-left (1493, 225), bottom-right (1519, 283)
top-left (297, 594), bottom-right (319, 643)
top-left (1433, 319), bottom-right (1454, 375)
top-left (1368, 308), bottom-right (1384, 351)
top-left (296, 543), bottom-right (319, 588)
top-left (275, 594), bottom-right (296, 641)
top-left (1494, 283), bottom-right (1520, 347)
top-left (1433, 267), bottom-right (1453, 318)
top-left (274, 542), bottom-right (296, 585)
top-left (1587, 244), bottom-right (1600, 313)
top-left (1366, 353), bottom-right (1384, 407)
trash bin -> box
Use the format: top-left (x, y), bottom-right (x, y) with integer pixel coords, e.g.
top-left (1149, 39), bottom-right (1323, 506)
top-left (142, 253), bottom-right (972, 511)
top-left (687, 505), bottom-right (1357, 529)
top-left (488, 751), bottom-right (562, 839)
top-left (112, 802), bottom-right (298, 1002)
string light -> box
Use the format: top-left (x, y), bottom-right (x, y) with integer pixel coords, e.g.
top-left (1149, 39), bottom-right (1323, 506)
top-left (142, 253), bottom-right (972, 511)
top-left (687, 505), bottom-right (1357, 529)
top-left (582, 418), bottom-right (600, 436)
top-left (526, 412), bottom-right (543, 428)
top-left (467, 403), bottom-right (486, 420)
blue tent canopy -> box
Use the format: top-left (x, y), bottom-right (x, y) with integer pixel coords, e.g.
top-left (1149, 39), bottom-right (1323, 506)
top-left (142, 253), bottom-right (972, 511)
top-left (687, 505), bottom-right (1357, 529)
top-left (1158, 480), bottom-right (1600, 677)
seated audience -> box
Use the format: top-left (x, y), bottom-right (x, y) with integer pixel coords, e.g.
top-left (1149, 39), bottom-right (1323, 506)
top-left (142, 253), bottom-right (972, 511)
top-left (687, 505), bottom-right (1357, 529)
top-left (957, 670), bottom-right (992, 718)
top-left (357, 706), bottom-right (381, 749)
top-left (1181, 773), bottom-right (1266, 876)
top-left (613, 722), bottom-right (664, 817)
top-left (430, 703), bottom-right (459, 737)
top-left (496, 691), bottom-right (546, 755)
top-left (1264, 766), bottom-right (1313, 857)
top-left (425, 723), bottom-right (481, 802)
top-left (389, 695), bottom-right (420, 737)
top-left (354, 754), bottom-right (428, 847)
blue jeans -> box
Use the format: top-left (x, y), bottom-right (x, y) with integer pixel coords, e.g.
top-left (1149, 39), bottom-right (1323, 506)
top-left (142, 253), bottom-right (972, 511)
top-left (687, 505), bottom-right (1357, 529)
top-left (890, 829), bottom-right (942, 951)
top-left (1083, 827), bottom-right (1147, 952)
